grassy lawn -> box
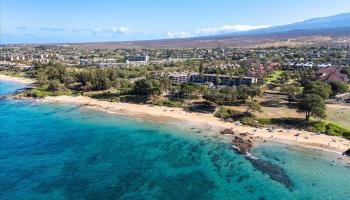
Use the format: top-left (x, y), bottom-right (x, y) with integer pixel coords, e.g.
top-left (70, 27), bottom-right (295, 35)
top-left (264, 70), bottom-right (283, 85)
top-left (326, 105), bottom-right (350, 129)
top-left (227, 104), bottom-right (304, 119)
top-left (227, 96), bottom-right (304, 119)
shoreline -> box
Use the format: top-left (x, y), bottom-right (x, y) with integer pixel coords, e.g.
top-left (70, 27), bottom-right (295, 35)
top-left (1, 74), bottom-right (349, 157)
top-left (0, 74), bottom-right (35, 84)
top-left (42, 95), bottom-right (350, 156)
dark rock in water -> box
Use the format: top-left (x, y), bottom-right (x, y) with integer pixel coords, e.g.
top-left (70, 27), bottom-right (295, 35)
top-left (231, 136), bottom-right (252, 155)
top-left (228, 131), bottom-right (294, 190)
top-left (248, 158), bottom-right (294, 190)
top-left (343, 149), bottom-right (350, 156)
top-left (239, 132), bottom-right (249, 137)
top-left (220, 129), bottom-right (235, 135)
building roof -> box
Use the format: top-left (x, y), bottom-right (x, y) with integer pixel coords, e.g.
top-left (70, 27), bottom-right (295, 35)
top-left (318, 66), bottom-right (348, 83)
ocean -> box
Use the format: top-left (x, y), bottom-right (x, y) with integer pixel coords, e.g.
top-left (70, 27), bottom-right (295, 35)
top-left (1, 80), bottom-right (350, 200)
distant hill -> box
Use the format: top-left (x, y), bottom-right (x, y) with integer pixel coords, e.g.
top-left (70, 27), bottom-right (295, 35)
top-left (238, 12), bottom-right (350, 36)
top-left (77, 13), bottom-right (350, 49)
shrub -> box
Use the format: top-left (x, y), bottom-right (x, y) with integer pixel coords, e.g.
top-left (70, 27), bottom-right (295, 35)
top-left (256, 118), bottom-right (273, 125)
top-left (110, 97), bottom-right (120, 103)
top-left (73, 91), bottom-right (82, 96)
top-left (329, 81), bottom-right (349, 96)
top-left (214, 107), bottom-right (243, 119)
top-left (154, 99), bottom-right (181, 107)
top-left (343, 131), bottom-right (350, 139)
top-left (24, 88), bottom-right (71, 98)
top-left (90, 91), bottom-right (119, 99)
top-left (309, 121), bottom-right (326, 133)
top-left (240, 117), bottom-right (261, 127)
top-left (47, 79), bottom-right (61, 91)
top-left (325, 123), bottom-right (349, 136)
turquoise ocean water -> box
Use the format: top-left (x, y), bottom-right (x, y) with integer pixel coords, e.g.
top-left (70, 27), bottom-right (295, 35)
top-left (1, 81), bottom-right (350, 200)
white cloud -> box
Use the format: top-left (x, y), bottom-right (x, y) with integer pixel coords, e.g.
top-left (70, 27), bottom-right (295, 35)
top-left (113, 26), bottom-right (130, 34)
top-left (140, 30), bottom-right (148, 35)
top-left (92, 28), bottom-right (103, 33)
top-left (195, 25), bottom-right (270, 35)
top-left (165, 25), bottom-right (269, 39)
top-left (166, 31), bottom-right (190, 38)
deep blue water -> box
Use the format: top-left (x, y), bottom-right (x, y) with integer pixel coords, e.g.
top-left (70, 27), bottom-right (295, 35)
top-left (1, 81), bottom-right (350, 200)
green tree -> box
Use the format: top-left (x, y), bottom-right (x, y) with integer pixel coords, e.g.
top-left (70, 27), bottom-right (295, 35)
top-left (203, 88), bottom-right (237, 106)
top-left (246, 85), bottom-right (261, 102)
top-left (303, 81), bottom-right (332, 100)
top-left (237, 85), bottom-right (249, 102)
top-left (297, 94), bottom-right (326, 121)
top-left (47, 79), bottom-right (61, 91)
top-left (159, 77), bottom-right (172, 94)
top-left (35, 71), bottom-right (48, 86)
top-left (95, 69), bottom-right (112, 90)
top-left (340, 66), bottom-right (350, 78)
top-left (281, 84), bottom-right (302, 104)
top-left (329, 81), bottom-right (349, 96)
top-left (199, 61), bottom-right (204, 74)
top-left (179, 83), bottom-right (202, 99)
top-left (220, 87), bottom-right (237, 103)
top-left (133, 79), bottom-right (161, 100)
top-left (246, 101), bottom-right (262, 114)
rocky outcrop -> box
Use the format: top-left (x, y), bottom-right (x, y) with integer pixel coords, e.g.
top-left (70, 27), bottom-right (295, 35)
top-left (220, 129), bottom-right (235, 135)
top-left (231, 136), bottom-right (253, 155)
top-left (223, 128), bottom-right (294, 191)
top-left (343, 149), bottom-right (350, 156)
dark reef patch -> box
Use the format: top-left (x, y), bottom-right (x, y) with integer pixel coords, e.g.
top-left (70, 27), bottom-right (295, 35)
top-left (248, 158), bottom-right (294, 190)
top-left (228, 129), bottom-right (294, 190)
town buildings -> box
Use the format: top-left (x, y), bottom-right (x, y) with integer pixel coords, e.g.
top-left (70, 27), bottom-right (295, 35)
top-left (125, 55), bottom-right (149, 66)
top-left (154, 72), bottom-right (257, 86)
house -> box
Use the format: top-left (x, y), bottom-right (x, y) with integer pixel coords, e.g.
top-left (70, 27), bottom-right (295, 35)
top-left (318, 66), bottom-right (348, 83)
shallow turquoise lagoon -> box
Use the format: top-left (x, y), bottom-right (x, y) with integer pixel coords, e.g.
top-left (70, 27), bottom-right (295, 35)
top-left (0, 81), bottom-right (350, 200)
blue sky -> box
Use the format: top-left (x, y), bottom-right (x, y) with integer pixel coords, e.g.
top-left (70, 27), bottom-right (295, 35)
top-left (1, 0), bottom-right (350, 44)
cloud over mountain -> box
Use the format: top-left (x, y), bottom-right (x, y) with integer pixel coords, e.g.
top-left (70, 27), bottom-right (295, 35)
top-left (195, 25), bottom-right (270, 35)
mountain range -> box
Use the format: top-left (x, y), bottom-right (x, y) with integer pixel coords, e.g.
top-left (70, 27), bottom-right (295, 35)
top-left (238, 12), bottom-right (350, 35)
top-left (78, 12), bottom-right (350, 48)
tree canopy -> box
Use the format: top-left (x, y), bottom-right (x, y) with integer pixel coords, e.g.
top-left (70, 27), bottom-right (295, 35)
top-left (281, 83), bottom-right (302, 104)
top-left (329, 81), bottom-right (349, 96)
top-left (297, 94), bottom-right (326, 121)
top-left (179, 83), bottom-right (205, 99)
top-left (303, 81), bottom-right (332, 100)
top-left (203, 87), bottom-right (237, 106)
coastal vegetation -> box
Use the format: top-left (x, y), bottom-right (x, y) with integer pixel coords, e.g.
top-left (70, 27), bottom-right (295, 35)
top-left (2, 48), bottom-right (350, 141)
top-left (24, 84), bottom-right (72, 98)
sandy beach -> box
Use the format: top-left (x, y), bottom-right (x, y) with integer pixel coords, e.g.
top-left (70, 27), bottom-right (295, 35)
top-left (43, 95), bottom-right (350, 155)
top-left (1, 74), bottom-right (349, 156)
top-left (0, 74), bottom-right (35, 84)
